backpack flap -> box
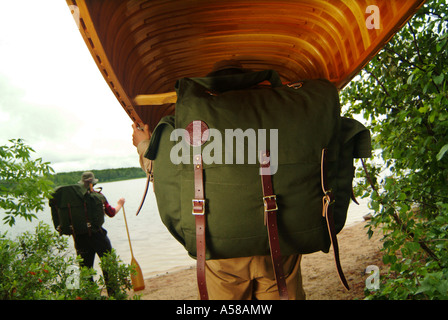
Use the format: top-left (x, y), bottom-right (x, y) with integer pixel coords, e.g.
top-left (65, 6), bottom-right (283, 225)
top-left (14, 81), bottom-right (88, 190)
top-left (341, 117), bottom-right (371, 159)
top-left (145, 115), bottom-right (187, 248)
top-left (332, 118), bottom-right (371, 232)
top-left (177, 69), bottom-right (283, 94)
top-left (146, 116), bottom-right (176, 161)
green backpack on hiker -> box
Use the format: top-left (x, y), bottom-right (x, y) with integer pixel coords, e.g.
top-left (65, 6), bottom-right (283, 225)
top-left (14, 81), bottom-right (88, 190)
top-left (49, 184), bottom-right (106, 236)
top-left (145, 70), bottom-right (371, 297)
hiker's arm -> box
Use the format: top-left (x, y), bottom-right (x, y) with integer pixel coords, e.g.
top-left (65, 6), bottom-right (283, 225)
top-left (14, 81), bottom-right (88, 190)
top-left (114, 197), bottom-right (125, 214)
top-left (132, 123), bottom-right (152, 175)
top-left (137, 140), bottom-right (151, 173)
top-left (104, 198), bottom-right (125, 217)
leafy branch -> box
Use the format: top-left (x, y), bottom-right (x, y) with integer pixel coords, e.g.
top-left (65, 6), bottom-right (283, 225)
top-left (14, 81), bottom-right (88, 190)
top-left (344, 0), bottom-right (448, 299)
top-left (0, 139), bottom-right (55, 226)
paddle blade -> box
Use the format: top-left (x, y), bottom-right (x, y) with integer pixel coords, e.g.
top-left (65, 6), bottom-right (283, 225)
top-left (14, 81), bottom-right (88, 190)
top-left (130, 257), bottom-right (145, 291)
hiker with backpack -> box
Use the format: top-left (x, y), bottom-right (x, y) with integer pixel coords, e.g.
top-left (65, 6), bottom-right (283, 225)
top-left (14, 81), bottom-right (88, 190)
top-left (131, 61), bottom-right (308, 300)
top-left (73, 172), bottom-right (125, 270)
top-left (49, 171), bottom-right (125, 295)
top-left (133, 59), bottom-right (370, 300)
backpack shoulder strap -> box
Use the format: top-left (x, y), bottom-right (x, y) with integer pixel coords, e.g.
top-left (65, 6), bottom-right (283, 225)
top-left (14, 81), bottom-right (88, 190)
top-left (260, 151), bottom-right (289, 300)
top-left (321, 149), bottom-right (350, 291)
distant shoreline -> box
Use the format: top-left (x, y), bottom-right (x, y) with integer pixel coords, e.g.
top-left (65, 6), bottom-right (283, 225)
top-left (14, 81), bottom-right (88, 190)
top-left (50, 167), bottom-right (146, 186)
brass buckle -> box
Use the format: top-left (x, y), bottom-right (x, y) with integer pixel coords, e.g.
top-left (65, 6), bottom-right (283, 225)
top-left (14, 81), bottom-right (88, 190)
top-left (322, 190), bottom-right (335, 217)
top-left (263, 195), bottom-right (278, 212)
top-left (192, 199), bottom-right (205, 215)
top-left (323, 190), bottom-right (335, 205)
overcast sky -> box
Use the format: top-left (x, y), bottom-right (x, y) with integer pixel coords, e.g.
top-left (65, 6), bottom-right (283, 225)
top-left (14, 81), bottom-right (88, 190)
top-left (0, 1), bottom-right (139, 173)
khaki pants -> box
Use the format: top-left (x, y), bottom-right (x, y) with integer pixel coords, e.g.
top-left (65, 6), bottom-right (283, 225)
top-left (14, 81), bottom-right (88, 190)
top-left (204, 254), bottom-right (306, 300)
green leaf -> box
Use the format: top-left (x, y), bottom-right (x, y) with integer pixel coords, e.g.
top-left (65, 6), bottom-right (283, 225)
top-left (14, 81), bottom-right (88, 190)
top-left (418, 106), bottom-right (428, 114)
top-left (436, 144), bottom-right (448, 161)
top-left (398, 192), bottom-right (407, 201)
top-left (436, 39), bottom-right (446, 52)
top-left (405, 241), bottom-right (421, 252)
top-left (429, 110), bottom-right (437, 123)
top-left (433, 74), bottom-right (445, 85)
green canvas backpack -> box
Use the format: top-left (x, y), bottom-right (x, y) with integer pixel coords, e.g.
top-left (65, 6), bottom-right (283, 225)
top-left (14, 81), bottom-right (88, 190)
top-left (145, 70), bottom-right (371, 299)
top-left (49, 184), bottom-right (106, 236)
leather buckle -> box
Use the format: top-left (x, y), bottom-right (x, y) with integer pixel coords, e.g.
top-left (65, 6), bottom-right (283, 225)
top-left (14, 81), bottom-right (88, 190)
top-left (263, 195), bottom-right (278, 212)
top-left (322, 190), bottom-right (335, 217)
top-left (192, 199), bottom-right (205, 215)
top-left (323, 190), bottom-right (335, 205)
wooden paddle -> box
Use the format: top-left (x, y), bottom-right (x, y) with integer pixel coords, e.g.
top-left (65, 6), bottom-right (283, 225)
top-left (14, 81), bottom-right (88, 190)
top-left (122, 206), bottom-right (145, 291)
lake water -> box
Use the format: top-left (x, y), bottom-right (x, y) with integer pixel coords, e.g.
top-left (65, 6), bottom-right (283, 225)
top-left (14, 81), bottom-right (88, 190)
top-left (0, 178), bottom-right (371, 279)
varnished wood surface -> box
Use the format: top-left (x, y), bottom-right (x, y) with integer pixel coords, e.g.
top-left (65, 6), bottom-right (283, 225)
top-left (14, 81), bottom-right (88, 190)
top-left (66, 0), bottom-right (426, 131)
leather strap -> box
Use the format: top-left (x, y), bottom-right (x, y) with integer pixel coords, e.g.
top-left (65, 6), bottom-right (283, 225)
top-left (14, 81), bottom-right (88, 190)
top-left (321, 149), bottom-right (350, 291)
top-left (193, 154), bottom-right (208, 300)
top-left (189, 146), bottom-right (348, 299)
top-left (67, 203), bottom-right (76, 240)
top-left (135, 173), bottom-right (152, 216)
top-left (83, 201), bottom-right (92, 236)
top-left (260, 151), bottom-right (289, 300)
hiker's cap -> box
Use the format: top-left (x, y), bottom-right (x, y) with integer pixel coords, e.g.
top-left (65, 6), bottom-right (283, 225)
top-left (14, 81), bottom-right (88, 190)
top-left (79, 171), bottom-right (98, 185)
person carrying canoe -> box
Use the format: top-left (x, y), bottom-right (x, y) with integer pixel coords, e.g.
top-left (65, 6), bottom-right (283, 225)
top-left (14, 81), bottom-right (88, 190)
top-left (131, 60), bottom-right (305, 300)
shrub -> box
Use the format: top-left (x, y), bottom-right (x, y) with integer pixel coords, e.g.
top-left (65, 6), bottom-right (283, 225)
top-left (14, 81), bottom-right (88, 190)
top-left (0, 222), bottom-right (137, 300)
top-left (342, 0), bottom-right (448, 299)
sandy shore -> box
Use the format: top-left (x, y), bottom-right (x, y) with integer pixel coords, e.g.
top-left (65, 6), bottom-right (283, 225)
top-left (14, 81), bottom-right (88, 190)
top-left (131, 221), bottom-right (384, 300)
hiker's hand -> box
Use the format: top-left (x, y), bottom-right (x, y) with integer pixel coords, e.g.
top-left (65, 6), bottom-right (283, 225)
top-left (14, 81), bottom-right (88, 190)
top-left (115, 197), bottom-right (125, 214)
top-left (132, 123), bottom-right (150, 147)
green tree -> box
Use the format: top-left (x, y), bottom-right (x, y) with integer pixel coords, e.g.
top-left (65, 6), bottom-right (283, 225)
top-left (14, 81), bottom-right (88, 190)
top-left (341, 0), bottom-right (448, 299)
top-left (0, 139), bottom-right (55, 226)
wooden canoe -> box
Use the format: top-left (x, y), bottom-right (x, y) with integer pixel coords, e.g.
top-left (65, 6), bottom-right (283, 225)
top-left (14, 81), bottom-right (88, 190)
top-left (66, 0), bottom-right (426, 132)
